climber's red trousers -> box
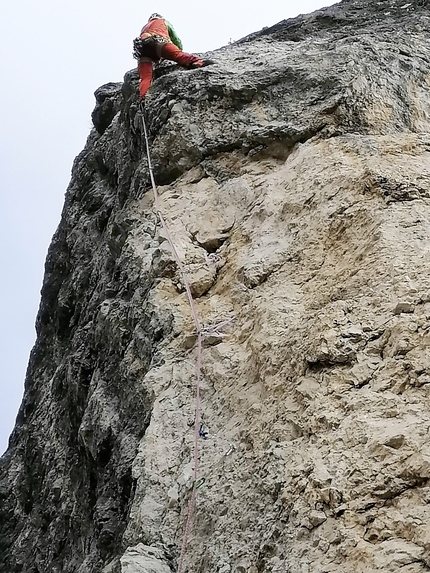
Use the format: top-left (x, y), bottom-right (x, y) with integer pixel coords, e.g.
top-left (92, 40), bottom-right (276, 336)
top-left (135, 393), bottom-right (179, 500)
top-left (138, 42), bottom-right (203, 98)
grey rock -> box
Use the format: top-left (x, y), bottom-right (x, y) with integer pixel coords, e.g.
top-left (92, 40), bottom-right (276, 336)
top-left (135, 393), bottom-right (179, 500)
top-left (394, 301), bottom-right (415, 314)
top-left (120, 545), bottom-right (171, 573)
top-left (3, 1), bottom-right (430, 573)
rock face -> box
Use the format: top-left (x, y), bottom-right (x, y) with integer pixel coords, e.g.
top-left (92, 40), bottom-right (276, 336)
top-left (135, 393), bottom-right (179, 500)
top-left (3, 0), bottom-right (430, 571)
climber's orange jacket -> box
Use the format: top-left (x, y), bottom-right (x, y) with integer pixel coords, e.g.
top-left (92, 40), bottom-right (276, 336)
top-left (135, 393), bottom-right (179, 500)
top-left (140, 18), bottom-right (183, 50)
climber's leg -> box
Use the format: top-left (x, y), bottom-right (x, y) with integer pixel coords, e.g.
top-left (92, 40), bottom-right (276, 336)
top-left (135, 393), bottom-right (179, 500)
top-left (138, 59), bottom-right (154, 98)
top-left (161, 42), bottom-right (203, 68)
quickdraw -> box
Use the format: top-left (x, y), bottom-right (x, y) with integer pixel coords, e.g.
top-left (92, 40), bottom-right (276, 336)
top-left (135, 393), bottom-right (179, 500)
top-left (195, 478), bottom-right (206, 489)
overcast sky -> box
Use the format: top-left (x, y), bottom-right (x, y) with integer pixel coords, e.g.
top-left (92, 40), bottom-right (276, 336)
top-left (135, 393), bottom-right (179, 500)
top-left (0, 0), bottom-right (338, 455)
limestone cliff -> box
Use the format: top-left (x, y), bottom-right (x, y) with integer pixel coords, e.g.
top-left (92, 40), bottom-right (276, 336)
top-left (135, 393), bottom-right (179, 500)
top-left (2, 1), bottom-right (430, 571)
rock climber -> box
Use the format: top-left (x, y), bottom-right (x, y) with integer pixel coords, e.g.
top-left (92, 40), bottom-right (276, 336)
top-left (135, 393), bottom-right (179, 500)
top-left (135, 13), bottom-right (204, 99)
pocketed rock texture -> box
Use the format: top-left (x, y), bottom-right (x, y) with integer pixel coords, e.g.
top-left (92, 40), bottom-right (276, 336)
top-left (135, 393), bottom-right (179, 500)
top-left (3, 0), bottom-right (430, 571)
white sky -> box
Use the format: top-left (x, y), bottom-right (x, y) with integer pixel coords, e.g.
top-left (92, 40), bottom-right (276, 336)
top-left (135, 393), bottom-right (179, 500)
top-left (0, 0), bottom-right (338, 455)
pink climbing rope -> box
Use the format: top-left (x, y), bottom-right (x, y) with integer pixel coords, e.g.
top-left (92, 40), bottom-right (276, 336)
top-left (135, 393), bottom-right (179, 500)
top-left (177, 328), bottom-right (202, 573)
top-left (141, 108), bottom-right (203, 573)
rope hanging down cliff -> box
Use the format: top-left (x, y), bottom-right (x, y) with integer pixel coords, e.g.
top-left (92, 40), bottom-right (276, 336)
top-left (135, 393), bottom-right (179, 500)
top-left (141, 104), bottom-right (203, 573)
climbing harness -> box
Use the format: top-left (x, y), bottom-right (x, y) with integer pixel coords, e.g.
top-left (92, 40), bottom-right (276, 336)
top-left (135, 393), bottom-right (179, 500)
top-left (140, 104), bottom-right (203, 573)
top-left (133, 37), bottom-right (154, 59)
top-left (133, 35), bottom-right (169, 60)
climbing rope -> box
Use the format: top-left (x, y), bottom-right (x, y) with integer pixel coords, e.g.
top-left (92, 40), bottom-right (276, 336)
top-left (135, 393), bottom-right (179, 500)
top-left (141, 104), bottom-right (203, 573)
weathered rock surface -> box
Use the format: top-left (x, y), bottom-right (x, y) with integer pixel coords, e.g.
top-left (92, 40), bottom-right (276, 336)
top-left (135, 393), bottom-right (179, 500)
top-left (3, 0), bottom-right (430, 572)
